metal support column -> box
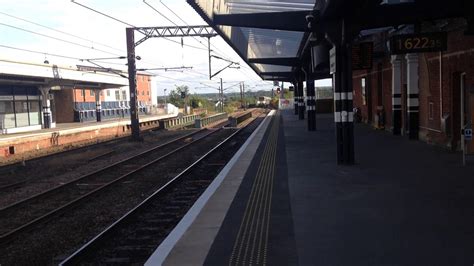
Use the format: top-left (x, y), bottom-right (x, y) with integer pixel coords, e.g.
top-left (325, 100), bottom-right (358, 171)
top-left (297, 80), bottom-right (305, 120)
top-left (39, 86), bottom-right (52, 129)
top-left (391, 55), bottom-right (402, 135)
top-left (306, 77), bottom-right (316, 131)
top-left (332, 20), bottom-right (355, 164)
top-left (126, 28), bottom-right (140, 141)
top-left (95, 89), bottom-right (102, 122)
top-left (294, 82), bottom-right (299, 115)
top-left (406, 53), bottom-right (419, 139)
top-left (342, 41), bottom-right (355, 163)
top-left (220, 78), bottom-right (224, 112)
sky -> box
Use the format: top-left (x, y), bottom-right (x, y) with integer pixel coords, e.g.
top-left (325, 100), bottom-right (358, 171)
top-left (0, 0), bottom-right (331, 95)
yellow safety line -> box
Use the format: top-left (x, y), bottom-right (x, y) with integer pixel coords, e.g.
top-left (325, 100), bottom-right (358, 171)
top-left (244, 124), bottom-right (276, 265)
top-left (229, 112), bottom-right (280, 266)
top-left (231, 131), bottom-right (271, 265)
top-left (257, 117), bottom-right (278, 265)
top-left (235, 123), bottom-right (275, 265)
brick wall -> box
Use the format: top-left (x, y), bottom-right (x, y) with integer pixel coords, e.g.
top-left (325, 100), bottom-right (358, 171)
top-left (418, 29), bottom-right (474, 149)
top-left (72, 88), bottom-right (105, 102)
top-left (137, 74), bottom-right (152, 104)
top-left (353, 28), bottom-right (474, 148)
top-left (54, 89), bottom-right (75, 123)
top-left (352, 58), bottom-right (392, 127)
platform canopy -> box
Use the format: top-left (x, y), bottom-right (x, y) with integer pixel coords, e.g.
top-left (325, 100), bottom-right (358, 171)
top-left (188, 0), bottom-right (473, 82)
top-left (187, 0), bottom-right (321, 81)
top-left (0, 59), bottom-right (128, 89)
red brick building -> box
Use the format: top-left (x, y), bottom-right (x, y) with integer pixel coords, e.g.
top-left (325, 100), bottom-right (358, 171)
top-left (55, 73), bottom-right (153, 123)
top-left (352, 19), bottom-right (474, 153)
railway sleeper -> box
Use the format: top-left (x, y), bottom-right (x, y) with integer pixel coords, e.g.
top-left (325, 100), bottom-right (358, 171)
top-left (155, 212), bottom-right (180, 218)
top-left (163, 205), bottom-right (181, 211)
top-left (123, 236), bottom-right (166, 246)
top-left (169, 199), bottom-right (190, 205)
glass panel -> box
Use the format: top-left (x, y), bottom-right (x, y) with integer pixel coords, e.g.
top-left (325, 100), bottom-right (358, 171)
top-left (15, 101), bottom-right (29, 127)
top-left (0, 86), bottom-right (13, 96)
top-left (115, 90), bottom-right (120, 101)
top-left (0, 101), bottom-right (15, 129)
top-left (190, 0), bottom-right (313, 73)
top-left (28, 101), bottom-right (41, 125)
top-left (122, 91), bottom-right (127, 100)
top-left (195, 0), bottom-right (315, 16)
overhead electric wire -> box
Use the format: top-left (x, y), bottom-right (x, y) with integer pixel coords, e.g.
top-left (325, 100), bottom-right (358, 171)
top-left (0, 10), bottom-right (124, 54)
top-left (0, 22), bottom-right (121, 56)
top-left (157, 0), bottom-right (237, 63)
top-left (71, 0), bottom-right (135, 28)
top-left (142, 0), bottom-right (207, 51)
top-left (0, 44), bottom-right (81, 61)
top-left (71, 0), bottom-right (207, 51)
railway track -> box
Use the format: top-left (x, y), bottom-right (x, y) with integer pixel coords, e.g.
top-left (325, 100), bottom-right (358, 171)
top-left (59, 114), bottom-right (265, 265)
top-left (0, 127), bottom-right (222, 243)
top-left (0, 128), bottom-right (195, 192)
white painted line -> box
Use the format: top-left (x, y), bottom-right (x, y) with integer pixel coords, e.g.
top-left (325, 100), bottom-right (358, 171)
top-left (145, 110), bottom-right (276, 266)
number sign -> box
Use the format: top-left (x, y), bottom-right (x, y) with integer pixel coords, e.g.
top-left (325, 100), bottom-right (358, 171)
top-left (390, 32), bottom-right (447, 54)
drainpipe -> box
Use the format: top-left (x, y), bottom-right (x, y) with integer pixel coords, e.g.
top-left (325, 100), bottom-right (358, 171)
top-left (439, 51), bottom-right (443, 129)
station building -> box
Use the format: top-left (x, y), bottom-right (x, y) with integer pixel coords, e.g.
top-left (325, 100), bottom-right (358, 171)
top-left (0, 59), bottom-right (153, 134)
top-left (55, 70), bottom-right (153, 123)
top-left (352, 18), bottom-right (474, 153)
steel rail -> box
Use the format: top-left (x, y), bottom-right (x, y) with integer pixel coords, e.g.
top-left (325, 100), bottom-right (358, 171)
top-left (0, 127), bottom-right (222, 244)
top-left (59, 122), bottom-right (250, 265)
top-left (0, 117), bottom-right (180, 186)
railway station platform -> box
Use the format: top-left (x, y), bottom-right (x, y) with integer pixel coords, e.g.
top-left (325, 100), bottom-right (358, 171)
top-left (149, 109), bottom-right (474, 265)
top-left (0, 113), bottom-right (177, 164)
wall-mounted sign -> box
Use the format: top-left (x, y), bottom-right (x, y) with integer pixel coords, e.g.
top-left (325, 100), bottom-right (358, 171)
top-left (390, 32), bottom-right (447, 54)
top-left (464, 127), bottom-right (473, 141)
top-left (352, 42), bottom-right (373, 70)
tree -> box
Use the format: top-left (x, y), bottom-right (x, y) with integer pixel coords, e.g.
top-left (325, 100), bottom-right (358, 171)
top-left (168, 85), bottom-right (189, 107)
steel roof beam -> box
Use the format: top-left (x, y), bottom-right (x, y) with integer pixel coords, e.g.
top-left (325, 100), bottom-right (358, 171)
top-left (248, 57), bottom-right (301, 66)
top-left (213, 11), bottom-right (313, 32)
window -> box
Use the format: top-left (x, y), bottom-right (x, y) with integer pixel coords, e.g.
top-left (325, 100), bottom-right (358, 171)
top-left (361, 77), bottom-right (367, 105)
top-left (0, 86), bottom-right (42, 129)
top-left (15, 101), bottom-right (29, 127)
top-left (90, 90), bottom-right (95, 96)
top-left (142, 91), bottom-right (145, 96)
top-left (81, 89), bottom-right (85, 96)
top-left (28, 101), bottom-right (41, 125)
top-left (147, 91), bottom-right (150, 96)
top-left (122, 90), bottom-right (127, 100)
top-left (107, 90), bottom-right (111, 96)
top-left (115, 90), bottom-right (120, 101)
top-left (429, 102), bottom-right (434, 120)
top-left (0, 101), bottom-right (15, 128)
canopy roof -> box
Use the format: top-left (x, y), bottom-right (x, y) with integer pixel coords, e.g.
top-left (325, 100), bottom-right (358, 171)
top-left (188, 0), bottom-right (318, 80)
top-left (188, 0), bottom-right (473, 81)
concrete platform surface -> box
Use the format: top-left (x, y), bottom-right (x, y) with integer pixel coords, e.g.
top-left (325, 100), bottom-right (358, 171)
top-left (153, 110), bottom-right (474, 266)
top-left (0, 113), bottom-right (176, 142)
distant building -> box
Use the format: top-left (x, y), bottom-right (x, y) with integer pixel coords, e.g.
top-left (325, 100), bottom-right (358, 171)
top-left (0, 60), bottom-right (126, 134)
top-left (0, 60), bottom-right (154, 134)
